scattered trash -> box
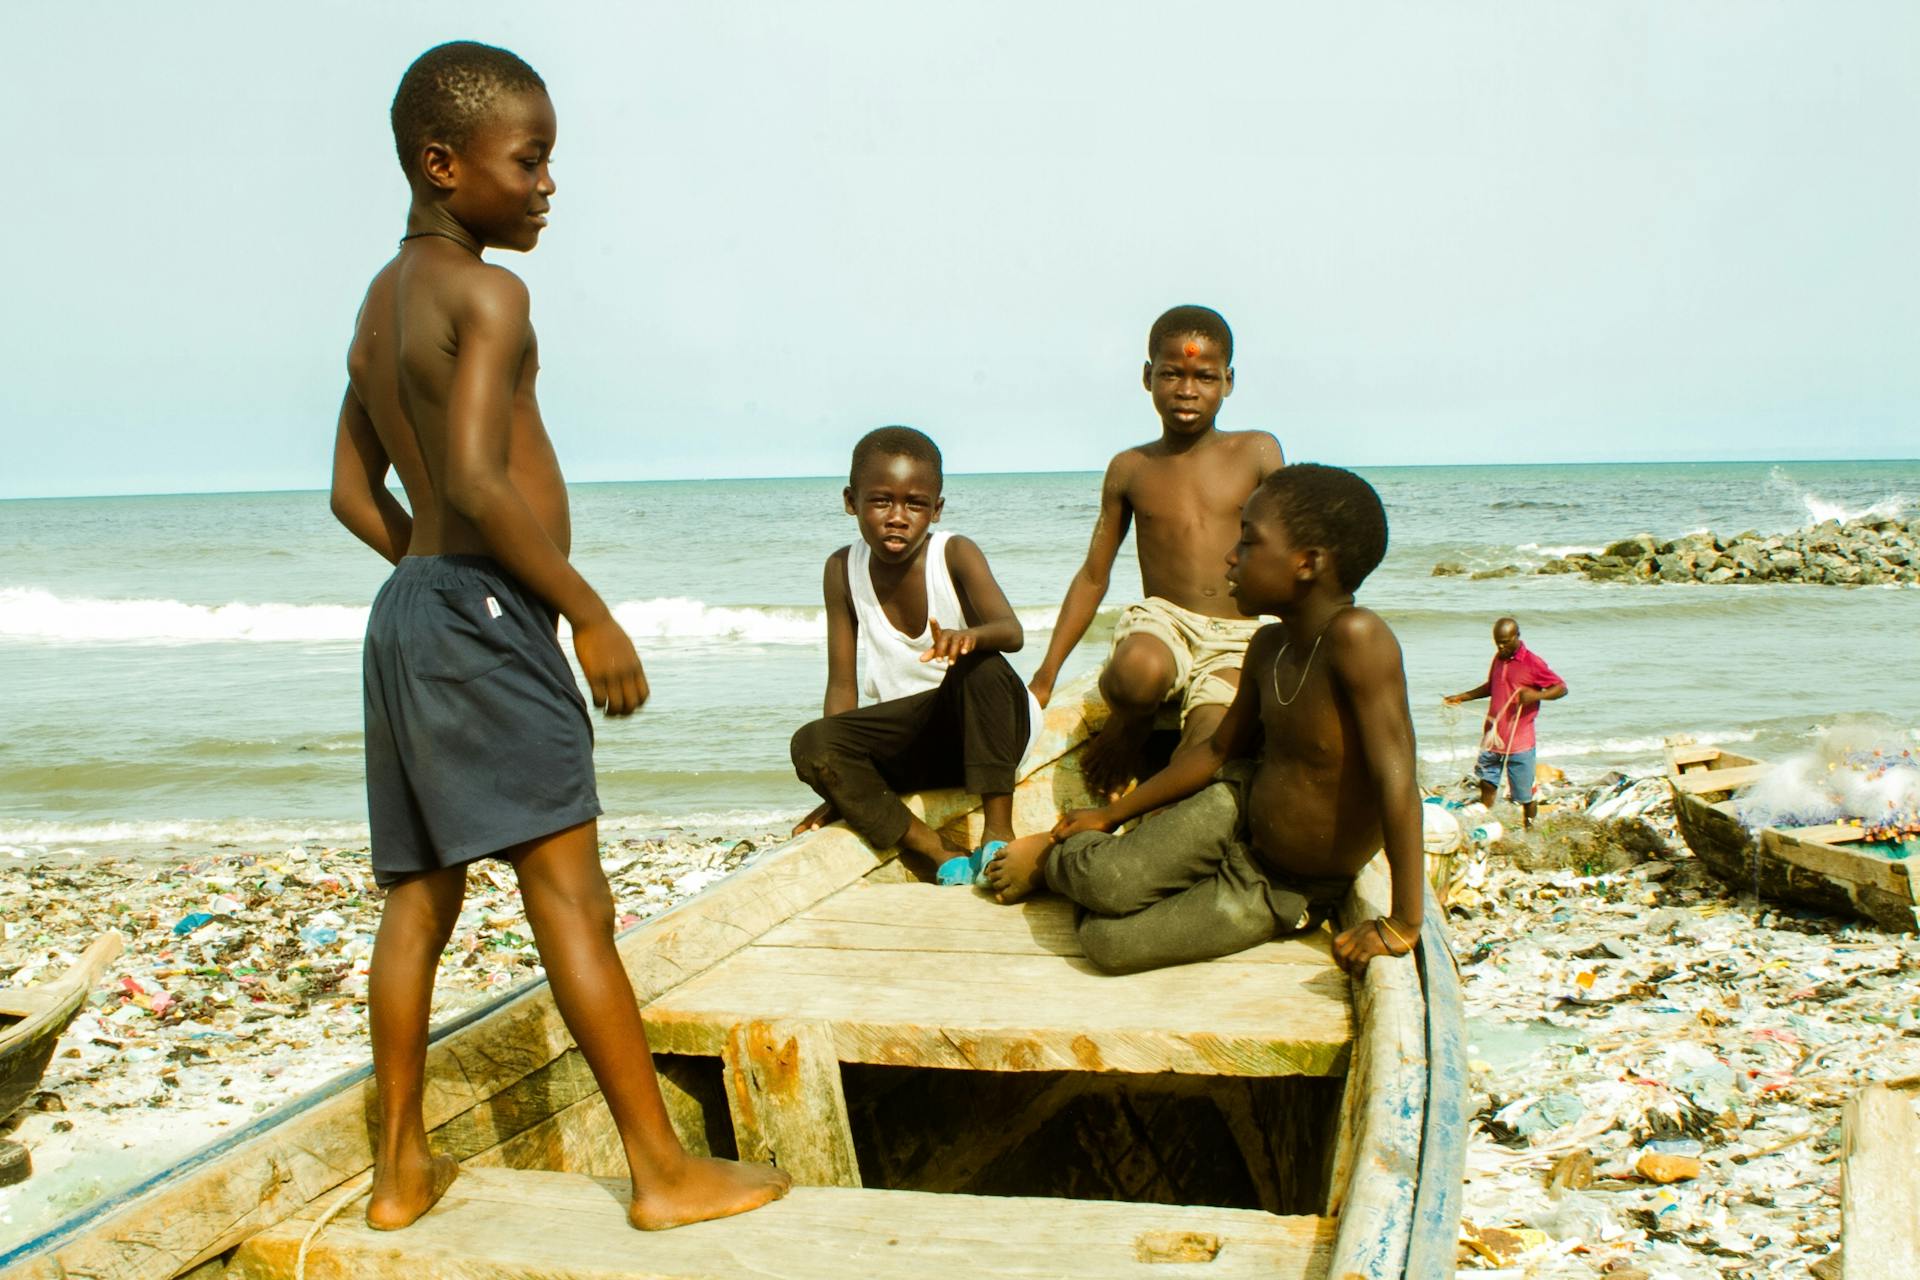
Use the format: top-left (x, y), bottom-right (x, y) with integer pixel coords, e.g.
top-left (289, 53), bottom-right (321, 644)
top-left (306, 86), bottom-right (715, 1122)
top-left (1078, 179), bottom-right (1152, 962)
top-left (1442, 764), bottom-right (1907, 1277)
top-left (0, 826), bottom-right (778, 1241)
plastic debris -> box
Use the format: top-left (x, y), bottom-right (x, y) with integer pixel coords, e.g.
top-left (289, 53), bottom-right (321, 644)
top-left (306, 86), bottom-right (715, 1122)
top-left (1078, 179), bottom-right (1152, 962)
top-left (1440, 762), bottom-right (1913, 1276)
top-left (0, 825), bottom-right (778, 1241)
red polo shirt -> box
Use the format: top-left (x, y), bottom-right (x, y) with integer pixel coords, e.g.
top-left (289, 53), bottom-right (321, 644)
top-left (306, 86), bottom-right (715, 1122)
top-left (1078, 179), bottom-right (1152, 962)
top-left (1484, 641), bottom-right (1564, 753)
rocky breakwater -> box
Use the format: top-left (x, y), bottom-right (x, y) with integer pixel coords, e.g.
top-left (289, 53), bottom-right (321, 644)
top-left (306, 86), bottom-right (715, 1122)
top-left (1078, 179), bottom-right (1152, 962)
top-left (1436, 514), bottom-right (1920, 586)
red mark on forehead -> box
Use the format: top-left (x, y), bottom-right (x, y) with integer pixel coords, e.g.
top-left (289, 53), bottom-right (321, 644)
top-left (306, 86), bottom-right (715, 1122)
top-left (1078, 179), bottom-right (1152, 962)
top-left (1184, 341), bottom-right (1199, 358)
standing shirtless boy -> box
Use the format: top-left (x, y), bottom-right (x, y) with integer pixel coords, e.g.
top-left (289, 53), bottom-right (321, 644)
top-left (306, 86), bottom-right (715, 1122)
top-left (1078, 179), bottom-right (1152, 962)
top-left (328, 41), bottom-right (786, 1232)
top-left (987, 465), bottom-right (1424, 978)
top-left (1027, 305), bottom-right (1284, 801)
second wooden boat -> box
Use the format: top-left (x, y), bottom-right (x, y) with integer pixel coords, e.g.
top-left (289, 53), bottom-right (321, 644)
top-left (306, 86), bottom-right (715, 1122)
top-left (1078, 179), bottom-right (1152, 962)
top-left (1665, 742), bottom-right (1920, 933)
top-left (0, 932), bottom-right (124, 1125)
top-left (2, 677), bottom-right (1465, 1279)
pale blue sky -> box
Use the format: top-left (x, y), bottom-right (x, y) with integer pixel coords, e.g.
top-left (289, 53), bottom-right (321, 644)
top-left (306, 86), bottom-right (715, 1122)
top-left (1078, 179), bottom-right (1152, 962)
top-left (2, 1), bottom-right (1914, 498)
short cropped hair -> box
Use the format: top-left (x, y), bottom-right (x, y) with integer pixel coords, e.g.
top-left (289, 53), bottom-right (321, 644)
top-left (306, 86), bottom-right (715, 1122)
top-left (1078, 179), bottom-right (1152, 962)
top-left (849, 426), bottom-right (943, 491)
top-left (1254, 463), bottom-right (1389, 592)
top-left (391, 41), bottom-right (547, 178)
top-left (1148, 305), bottom-right (1234, 365)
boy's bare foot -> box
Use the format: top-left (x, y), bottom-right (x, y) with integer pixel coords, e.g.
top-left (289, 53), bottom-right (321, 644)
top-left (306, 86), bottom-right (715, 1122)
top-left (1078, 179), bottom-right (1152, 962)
top-left (1082, 715), bottom-right (1149, 802)
top-left (366, 1152), bottom-right (460, 1231)
top-left (984, 833), bottom-right (1052, 904)
top-left (629, 1155), bottom-right (792, 1231)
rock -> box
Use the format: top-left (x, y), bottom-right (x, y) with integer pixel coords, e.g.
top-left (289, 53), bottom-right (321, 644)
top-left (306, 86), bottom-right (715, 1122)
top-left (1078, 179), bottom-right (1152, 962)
top-left (1674, 531), bottom-right (1719, 555)
top-left (0, 1140), bottom-right (29, 1188)
top-left (1470, 565), bottom-right (1521, 580)
top-left (1431, 562), bottom-right (1467, 577)
top-left (1655, 553), bottom-right (1691, 583)
top-left (1535, 559), bottom-right (1581, 575)
top-left (1603, 534), bottom-right (1658, 560)
top-left (1702, 565), bottom-right (1737, 584)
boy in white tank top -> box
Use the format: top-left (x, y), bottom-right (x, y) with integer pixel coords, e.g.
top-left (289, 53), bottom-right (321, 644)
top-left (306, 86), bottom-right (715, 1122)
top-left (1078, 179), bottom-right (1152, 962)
top-left (790, 427), bottom-right (1043, 885)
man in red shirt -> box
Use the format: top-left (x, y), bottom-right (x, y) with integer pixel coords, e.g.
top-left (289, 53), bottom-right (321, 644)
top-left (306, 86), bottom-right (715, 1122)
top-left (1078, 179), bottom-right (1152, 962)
top-left (1445, 617), bottom-right (1567, 828)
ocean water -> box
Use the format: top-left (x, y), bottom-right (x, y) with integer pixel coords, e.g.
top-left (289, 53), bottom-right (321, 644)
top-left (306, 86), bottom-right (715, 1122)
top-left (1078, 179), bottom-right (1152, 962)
top-left (2, 460), bottom-right (1917, 854)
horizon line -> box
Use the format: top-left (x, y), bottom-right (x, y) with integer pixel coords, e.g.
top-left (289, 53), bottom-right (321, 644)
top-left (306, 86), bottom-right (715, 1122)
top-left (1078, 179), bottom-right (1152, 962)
top-left (3, 455), bottom-right (1917, 505)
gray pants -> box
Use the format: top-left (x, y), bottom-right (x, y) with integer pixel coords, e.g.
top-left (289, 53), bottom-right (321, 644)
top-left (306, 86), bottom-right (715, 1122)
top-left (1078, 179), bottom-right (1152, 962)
top-left (1046, 768), bottom-right (1351, 974)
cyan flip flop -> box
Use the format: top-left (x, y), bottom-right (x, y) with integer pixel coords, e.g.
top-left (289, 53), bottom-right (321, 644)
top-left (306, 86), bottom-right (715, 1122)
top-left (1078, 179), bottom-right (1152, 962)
top-left (935, 855), bottom-right (978, 887)
top-left (971, 839), bottom-right (1008, 888)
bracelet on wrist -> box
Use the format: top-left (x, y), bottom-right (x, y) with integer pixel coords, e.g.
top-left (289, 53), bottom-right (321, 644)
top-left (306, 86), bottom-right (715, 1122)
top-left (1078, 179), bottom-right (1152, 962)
top-left (1374, 916), bottom-right (1414, 956)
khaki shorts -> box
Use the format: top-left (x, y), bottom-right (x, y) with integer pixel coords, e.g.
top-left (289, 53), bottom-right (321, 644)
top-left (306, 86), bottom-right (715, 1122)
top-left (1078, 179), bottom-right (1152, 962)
top-left (1110, 596), bottom-right (1262, 726)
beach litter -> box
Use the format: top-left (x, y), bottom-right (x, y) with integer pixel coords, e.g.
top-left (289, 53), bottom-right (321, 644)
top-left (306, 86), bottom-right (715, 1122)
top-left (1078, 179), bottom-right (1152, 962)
top-left (0, 826), bottom-right (777, 1243)
top-left (1439, 767), bottom-right (1920, 1278)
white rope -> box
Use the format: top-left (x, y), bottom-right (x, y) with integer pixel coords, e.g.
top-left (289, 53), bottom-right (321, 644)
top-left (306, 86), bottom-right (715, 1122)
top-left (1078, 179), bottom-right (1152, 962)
top-left (295, 1178), bottom-right (370, 1280)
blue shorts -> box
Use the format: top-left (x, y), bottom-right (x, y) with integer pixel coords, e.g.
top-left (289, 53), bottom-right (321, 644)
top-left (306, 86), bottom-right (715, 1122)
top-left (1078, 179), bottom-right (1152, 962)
top-left (362, 556), bottom-right (601, 887)
top-left (1475, 747), bottom-right (1537, 803)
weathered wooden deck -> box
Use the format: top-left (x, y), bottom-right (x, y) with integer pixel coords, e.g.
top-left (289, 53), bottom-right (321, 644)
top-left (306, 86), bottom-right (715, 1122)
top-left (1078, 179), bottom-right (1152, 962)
top-left (229, 878), bottom-right (1359, 1279)
top-left (646, 881), bottom-right (1354, 1078)
top-left (229, 1169), bottom-right (1336, 1279)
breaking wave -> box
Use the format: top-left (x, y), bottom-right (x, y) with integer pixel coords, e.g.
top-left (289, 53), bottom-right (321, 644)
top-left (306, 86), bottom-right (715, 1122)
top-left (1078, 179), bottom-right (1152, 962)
top-left (1766, 465), bottom-right (1911, 528)
top-left (0, 588), bottom-right (1066, 647)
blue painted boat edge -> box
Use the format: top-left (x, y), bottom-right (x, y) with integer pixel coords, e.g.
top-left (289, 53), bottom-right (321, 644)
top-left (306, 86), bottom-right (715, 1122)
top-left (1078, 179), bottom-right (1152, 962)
top-left (1404, 882), bottom-right (1469, 1278)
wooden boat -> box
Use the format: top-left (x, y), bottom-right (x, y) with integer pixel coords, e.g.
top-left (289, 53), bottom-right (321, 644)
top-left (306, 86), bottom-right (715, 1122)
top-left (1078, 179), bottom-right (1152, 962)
top-left (0, 933), bottom-right (124, 1124)
top-left (1664, 742), bottom-right (1920, 932)
top-left (1, 677), bottom-right (1465, 1280)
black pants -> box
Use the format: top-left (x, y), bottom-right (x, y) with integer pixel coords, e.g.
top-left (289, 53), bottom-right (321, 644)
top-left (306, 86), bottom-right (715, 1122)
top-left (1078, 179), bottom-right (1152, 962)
top-left (790, 651), bottom-right (1030, 850)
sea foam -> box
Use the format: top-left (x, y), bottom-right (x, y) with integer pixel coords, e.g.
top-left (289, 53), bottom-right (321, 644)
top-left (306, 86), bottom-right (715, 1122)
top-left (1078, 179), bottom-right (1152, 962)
top-left (0, 587), bottom-right (1063, 646)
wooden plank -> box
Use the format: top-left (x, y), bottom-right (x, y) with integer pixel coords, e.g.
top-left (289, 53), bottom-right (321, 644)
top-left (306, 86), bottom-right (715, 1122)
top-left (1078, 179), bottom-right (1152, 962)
top-left (1778, 823), bottom-right (1871, 847)
top-left (762, 883), bottom-right (1336, 967)
top-left (1325, 856), bottom-right (1422, 1280)
top-left (1669, 763), bottom-right (1771, 795)
top-left (1762, 830), bottom-right (1914, 897)
top-left (646, 945), bottom-right (1352, 1077)
top-left (1666, 745), bottom-right (1722, 768)
top-left (0, 988), bottom-right (66, 1022)
top-left (227, 1168), bottom-right (1336, 1280)
top-left (462, 1091), bottom-right (625, 1179)
top-left (1841, 1085), bottom-right (1920, 1280)
top-left (722, 1021), bottom-right (860, 1188)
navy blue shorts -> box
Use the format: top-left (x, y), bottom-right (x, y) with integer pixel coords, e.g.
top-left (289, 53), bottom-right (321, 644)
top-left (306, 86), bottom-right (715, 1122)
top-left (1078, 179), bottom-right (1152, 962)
top-left (1475, 747), bottom-right (1537, 803)
top-left (362, 556), bottom-right (601, 887)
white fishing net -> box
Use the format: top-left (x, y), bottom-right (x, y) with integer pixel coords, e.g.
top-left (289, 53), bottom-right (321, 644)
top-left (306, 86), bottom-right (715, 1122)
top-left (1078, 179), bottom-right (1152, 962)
top-left (1732, 723), bottom-right (1920, 837)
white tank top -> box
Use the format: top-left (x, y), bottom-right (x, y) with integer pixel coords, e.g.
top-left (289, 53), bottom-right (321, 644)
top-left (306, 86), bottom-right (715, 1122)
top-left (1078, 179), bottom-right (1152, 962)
top-left (850, 531), bottom-right (966, 704)
top-left (848, 531), bottom-right (1044, 762)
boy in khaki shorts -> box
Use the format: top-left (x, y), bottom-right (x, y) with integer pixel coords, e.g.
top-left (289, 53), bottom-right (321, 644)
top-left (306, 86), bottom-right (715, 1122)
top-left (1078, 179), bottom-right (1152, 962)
top-left (1027, 306), bottom-right (1284, 800)
top-left (1110, 598), bottom-right (1261, 726)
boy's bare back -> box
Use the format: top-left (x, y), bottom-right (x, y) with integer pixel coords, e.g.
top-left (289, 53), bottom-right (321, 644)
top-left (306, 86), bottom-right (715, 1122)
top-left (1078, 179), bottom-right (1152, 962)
top-left (346, 245), bottom-right (570, 559)
top-left (1105, 428), bottom-right (1282, 617)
